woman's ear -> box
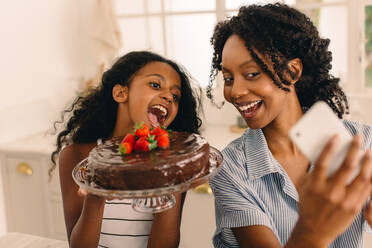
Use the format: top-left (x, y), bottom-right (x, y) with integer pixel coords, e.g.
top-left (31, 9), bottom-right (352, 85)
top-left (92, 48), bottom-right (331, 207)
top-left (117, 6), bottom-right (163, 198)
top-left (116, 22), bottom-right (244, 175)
top-left (287, 58), bottom-right (303, 84)
top-left (112, 84), bottom-right (128, 103)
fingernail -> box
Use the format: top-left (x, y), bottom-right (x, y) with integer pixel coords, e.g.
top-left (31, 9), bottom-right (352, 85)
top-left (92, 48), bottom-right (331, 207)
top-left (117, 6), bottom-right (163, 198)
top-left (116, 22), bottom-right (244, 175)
top-left (332, 134), bottom-right (340, 143)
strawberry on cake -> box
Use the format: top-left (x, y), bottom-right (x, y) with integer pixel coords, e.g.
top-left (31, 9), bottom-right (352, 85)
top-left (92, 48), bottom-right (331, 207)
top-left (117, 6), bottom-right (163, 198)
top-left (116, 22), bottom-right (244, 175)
top-left (87, 123), bottom-right (210, 190)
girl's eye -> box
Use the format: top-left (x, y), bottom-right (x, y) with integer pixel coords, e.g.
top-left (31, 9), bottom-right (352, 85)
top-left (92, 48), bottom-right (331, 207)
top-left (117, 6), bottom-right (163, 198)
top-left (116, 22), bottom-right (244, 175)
top-left (172, 94), bottom-right (180, 102)
top-left (223, 77), bottom-right (234, 86)
top-left (150, 82), bottom-right (161, 88)
top-left (244, 72), bottom-right (260, 79)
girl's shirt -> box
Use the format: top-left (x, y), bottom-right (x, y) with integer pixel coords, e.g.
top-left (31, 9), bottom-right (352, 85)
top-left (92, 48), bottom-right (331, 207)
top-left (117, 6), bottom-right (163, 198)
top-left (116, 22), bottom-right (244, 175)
top-left (210, 119), bottom-right (372, 248)
top-left (98, 199), bottom-right (153, 248)
top-left (95, 139), bottom-right (154, 248)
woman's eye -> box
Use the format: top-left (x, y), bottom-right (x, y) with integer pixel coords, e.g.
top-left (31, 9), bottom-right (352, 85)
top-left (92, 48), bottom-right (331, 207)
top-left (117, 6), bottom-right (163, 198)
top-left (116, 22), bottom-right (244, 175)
top-left (244, 72), bottom-right (260, 79)
top-left (172, 94), bottom-right (180, 102)
top-left (150, 82), bottom-right (161, 88)
top-left (223, 77), bottom-right (234, 86)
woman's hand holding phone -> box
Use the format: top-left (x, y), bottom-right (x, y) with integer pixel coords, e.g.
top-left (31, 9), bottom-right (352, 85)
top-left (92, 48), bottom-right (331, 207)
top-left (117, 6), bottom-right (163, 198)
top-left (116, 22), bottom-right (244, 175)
top-left (294, 135), bottom-right (372, 247)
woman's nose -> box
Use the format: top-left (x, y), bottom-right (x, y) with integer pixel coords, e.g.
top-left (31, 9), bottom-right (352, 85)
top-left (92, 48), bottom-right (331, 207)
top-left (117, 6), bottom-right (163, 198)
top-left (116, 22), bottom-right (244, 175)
top-left (230, 77), bottom-right (249, 100)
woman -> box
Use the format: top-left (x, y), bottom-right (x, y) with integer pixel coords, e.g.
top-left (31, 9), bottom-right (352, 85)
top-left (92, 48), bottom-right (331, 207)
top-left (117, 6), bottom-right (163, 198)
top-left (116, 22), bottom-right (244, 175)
top-left (207, 3), bottom-right (372, 247)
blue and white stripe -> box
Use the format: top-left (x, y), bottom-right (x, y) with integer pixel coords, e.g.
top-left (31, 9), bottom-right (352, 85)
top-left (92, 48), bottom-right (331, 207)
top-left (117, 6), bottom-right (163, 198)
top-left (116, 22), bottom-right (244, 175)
top-left (210, 119), bottom-right (372, 248)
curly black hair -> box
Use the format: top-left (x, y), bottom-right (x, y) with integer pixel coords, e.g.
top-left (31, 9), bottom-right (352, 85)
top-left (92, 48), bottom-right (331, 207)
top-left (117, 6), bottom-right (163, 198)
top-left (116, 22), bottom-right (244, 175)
top-left (207, 3), bottom-right (348, 118)
top-left (50, 51), bottom-right (202, 174)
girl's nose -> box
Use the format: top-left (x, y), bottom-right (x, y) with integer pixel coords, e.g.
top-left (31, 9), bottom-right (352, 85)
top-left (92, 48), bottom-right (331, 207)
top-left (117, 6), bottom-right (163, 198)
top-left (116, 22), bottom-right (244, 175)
top-left (161, 93), bottom-right (172, 103)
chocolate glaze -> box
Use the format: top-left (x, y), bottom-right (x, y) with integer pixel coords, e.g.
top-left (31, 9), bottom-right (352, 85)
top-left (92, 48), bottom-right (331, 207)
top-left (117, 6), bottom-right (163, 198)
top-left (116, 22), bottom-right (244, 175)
top-left (88, 132), bottom-right (210, 190)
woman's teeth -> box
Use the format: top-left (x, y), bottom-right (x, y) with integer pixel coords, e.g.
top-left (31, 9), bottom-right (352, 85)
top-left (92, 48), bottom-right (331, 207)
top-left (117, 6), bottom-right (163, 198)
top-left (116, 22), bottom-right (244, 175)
top-left (238, 100), bottom-right (261, 112)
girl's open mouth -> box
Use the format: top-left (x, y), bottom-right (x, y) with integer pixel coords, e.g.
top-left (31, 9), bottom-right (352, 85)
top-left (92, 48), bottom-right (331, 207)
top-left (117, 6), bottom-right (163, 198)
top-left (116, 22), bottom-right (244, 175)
top-left (147, 104), bottom-right (168, 127)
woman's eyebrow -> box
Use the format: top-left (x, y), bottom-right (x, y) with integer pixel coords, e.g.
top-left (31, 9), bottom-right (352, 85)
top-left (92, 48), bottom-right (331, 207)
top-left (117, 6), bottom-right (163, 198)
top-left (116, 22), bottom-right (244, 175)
top-left (239, 59), bottom-right (255, 68)
top-left (221, 65), bottom-right (230, 72)
top-left (221, 59), bottom-right (255, 71)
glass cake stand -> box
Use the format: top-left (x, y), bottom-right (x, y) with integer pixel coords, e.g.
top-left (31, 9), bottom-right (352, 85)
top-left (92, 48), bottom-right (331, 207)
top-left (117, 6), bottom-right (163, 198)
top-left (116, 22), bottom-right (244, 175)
top-left (72, 146), bottom-right (223, 213)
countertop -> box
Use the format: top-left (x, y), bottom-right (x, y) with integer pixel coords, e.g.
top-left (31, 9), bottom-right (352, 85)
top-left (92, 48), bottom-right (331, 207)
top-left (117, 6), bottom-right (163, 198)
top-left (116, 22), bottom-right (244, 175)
top-left (0, 233), bottom-right (68, 248)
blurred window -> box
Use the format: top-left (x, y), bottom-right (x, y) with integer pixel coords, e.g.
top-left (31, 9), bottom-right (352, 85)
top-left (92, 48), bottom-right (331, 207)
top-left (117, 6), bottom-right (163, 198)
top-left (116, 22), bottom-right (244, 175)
top-left (114, 0), bottom-right (371, 93)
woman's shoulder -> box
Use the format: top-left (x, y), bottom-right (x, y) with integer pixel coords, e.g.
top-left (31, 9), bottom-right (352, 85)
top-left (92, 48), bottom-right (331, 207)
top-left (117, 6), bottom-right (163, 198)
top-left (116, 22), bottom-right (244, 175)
top-left (343, 119), bottom-right (372, 149)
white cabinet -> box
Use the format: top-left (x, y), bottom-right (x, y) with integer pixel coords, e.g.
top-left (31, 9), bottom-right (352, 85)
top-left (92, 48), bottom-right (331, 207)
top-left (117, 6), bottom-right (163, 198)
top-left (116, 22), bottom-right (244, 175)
top-left (0, 127), bottom-right (242, 247)
top-left (0, 133), bottom-right (67, 241)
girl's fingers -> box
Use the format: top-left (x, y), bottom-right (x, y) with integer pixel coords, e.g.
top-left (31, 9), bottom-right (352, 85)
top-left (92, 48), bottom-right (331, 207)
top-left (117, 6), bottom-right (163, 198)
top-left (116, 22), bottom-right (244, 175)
top-left (77, 187), bottom-right (88, 197)
top-left (331, 135), bottom-right (363, 186)
top-left (312, 135), bottom-right (340, 180)
top-left (77, 187), bottom-right (124, 202)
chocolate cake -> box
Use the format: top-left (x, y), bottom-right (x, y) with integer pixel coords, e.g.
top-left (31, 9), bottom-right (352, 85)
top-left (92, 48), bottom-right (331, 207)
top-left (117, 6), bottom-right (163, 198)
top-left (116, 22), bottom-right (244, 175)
top-left (88, 132), bottom-right (210, 190)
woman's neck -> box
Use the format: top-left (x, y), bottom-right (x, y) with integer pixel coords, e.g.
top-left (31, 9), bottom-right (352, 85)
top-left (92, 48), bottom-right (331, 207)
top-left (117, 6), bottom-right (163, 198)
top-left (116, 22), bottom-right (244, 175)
top-left (262, 96), bottom-right (303, 156)
top-left (262, 97), bottom-right (310, 187)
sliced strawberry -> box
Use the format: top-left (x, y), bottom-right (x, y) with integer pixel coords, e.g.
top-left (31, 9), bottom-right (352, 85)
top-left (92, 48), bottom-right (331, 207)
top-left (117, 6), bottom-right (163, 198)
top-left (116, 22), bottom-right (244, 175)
top-left (119, 142), bottom-right (133, 154)
top-left (121, 133), bottom-right (135, 145)
top-left (134, 122), bottom-right (150, 137)
top-left (150, 126), bottom-right (169, 138)
top-left (156, 134), bottom-right (169, 149)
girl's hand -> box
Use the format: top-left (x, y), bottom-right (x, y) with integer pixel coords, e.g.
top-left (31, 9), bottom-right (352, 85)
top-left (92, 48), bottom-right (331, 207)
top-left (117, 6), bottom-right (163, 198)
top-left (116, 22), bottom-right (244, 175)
top-left (77, 187), bottom-right (123, 201)
top-left (295, 135), bottom-right (372, 247)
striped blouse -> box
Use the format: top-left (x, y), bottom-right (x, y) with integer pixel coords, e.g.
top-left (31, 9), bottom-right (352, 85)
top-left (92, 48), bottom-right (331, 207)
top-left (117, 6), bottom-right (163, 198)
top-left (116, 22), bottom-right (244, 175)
top-left (210, 119), bottom-right (372, 248)
top-left (98, 199), bottom-right (153, 248)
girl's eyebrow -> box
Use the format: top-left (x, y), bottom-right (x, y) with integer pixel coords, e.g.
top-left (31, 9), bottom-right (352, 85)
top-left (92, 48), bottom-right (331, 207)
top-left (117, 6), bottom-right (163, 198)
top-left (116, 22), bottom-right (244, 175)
top-left (146, 73), bottom-right (181, 91)
top-left (145, 73), bottom-right (165, 80)
top-left (171, 85), bottom-right (181, 91)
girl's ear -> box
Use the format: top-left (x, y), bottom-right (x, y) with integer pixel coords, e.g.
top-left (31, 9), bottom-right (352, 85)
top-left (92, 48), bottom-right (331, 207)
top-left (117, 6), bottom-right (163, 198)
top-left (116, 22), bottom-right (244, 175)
top-left (112, 84), bottom-right (128, 103)
top-left (287, 58), bottom-right (303, 84)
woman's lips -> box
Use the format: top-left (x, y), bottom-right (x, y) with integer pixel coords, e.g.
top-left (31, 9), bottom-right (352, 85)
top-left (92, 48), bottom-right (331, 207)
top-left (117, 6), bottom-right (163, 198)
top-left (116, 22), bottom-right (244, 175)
top-left (237, 100), bottom-right (262, 119)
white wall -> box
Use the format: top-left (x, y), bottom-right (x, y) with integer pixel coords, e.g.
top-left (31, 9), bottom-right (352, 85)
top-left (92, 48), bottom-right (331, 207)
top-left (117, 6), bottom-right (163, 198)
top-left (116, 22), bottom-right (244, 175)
top-left (0, 0), bottom-right (84, 235)
top-left (0, 0), bottom-right (83, 145)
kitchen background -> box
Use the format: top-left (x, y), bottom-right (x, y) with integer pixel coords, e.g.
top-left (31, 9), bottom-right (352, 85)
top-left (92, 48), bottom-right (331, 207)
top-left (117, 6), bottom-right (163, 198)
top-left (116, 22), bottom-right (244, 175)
top-left (0, 0), bottom-right (371, 247)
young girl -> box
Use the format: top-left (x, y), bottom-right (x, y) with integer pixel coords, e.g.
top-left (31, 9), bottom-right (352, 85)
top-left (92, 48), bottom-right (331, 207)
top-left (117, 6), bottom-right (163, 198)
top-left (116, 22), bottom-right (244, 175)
top-left (207, 3), bottom-right (372, 248)
top-left (50, 51), bottom-right (202, 248)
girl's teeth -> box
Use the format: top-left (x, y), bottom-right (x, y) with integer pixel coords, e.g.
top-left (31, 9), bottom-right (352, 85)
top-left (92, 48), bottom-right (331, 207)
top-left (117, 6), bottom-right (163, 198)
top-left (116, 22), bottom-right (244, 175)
top-left (153, 105), bottom-right (167, 116)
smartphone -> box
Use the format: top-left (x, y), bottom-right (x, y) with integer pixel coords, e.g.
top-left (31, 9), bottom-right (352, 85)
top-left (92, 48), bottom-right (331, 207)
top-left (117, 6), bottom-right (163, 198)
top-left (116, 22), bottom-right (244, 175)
top-left (289, 101), bottom-right (359, 182)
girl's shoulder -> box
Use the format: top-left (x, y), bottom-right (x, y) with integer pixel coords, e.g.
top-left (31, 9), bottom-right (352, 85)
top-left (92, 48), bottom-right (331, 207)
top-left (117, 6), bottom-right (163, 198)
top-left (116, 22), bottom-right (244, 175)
top-left (59, 142), bottom-right (96, 173)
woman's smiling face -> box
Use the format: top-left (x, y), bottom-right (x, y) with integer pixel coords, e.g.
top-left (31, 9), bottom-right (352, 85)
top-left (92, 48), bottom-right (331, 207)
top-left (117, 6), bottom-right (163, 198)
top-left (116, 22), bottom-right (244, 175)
top-left (126, 61), bottom-right (181, 128)
top-left (221, 34), bottom-right (296, 129)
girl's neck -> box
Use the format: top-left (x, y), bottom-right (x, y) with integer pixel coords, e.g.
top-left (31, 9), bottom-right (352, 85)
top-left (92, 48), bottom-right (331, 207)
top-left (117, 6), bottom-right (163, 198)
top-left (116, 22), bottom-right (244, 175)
top-left (111, 105), bottom-right (133, 138)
